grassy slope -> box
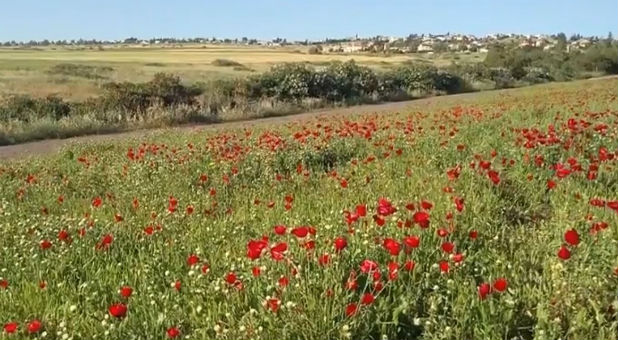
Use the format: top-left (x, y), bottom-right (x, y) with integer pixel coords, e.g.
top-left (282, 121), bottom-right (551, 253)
top-left (0, 77), bottom-right (616, 339)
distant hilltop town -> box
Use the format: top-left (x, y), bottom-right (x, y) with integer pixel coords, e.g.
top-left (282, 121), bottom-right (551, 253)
top-left (1, 32), bottom-right (612, 54)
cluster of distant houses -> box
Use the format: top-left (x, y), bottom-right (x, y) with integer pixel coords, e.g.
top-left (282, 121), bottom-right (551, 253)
top-left (2, 33), bottom-right (607, 54)
top-left (317, 33), bottom-right (603, 54)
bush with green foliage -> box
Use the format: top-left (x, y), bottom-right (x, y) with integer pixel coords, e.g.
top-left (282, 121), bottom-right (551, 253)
top-left (0, 95), bottom-right (71, 122)
top-left (101, 73), bottom-right (203, 113)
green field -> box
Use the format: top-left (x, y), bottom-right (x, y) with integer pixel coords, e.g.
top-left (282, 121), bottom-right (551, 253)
top-left (0, 78), bottom-right (616, 339)
top-left (0, 45), bottom-right (484, 100)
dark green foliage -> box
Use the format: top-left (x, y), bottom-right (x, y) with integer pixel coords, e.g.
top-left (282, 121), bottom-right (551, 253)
top-left (484, 41), bottom-right (618, 82)
top-left (0, 95), bottom-right (71, 122)
top-left (101, 73), bottom-right (203, 113)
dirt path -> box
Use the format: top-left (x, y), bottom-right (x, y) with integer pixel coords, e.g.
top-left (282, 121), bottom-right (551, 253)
top-left (0, 96), bottom-right (447, 161)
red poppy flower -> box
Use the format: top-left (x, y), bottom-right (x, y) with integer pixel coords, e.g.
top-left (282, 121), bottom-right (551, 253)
top-left (383, 238), bottom-right (401, 256)
top-left (441, 242), bottom-right (455, 254)
top-left (96, 234), bottom-right (113, 250)
top-left (92, 196), bottom-right (102, 208)
top-left (493, 278), bottom-right (508, 292)
top-left (168, 196), bottom-right (178, 213)
top-left (356, 204), bottom-right (367, 217)
top-left (447, 165), bottom-right (461, 180)
top-left (120, 286), bottom-right (133, 298)
top-left (174, 280), bottom-right (181, 291)
top-left (3, 322), bottom-right (18, 334)
top-left (373, 214), bottom-right (386, 226)
top-left (167, 327), bottom-right (180, 339)
top-left (186, 254), bottom-right (200, 266)
top-left (114, 213), bottom-right (123, 222)
top-left (421, 200), bottom-right (434, 210)
top-left (361, 293), bottom-right (375, 305)
top-left (454, 197), bottom-right (464, 212)
top-left (27, 320), bottom-right (42, 334)
top-left (144, 226), bottom-right (154, 235)
top-left (0, 279), bottom-right (8, 289)
top-left (278, 276), bottom-right (289, 287)
top-left (403, 235), bottom-right (420, 249)
top-left (291, 227), bottom-right (309, 238)
top-left (270, 242), bottom-right (288, 261)
top-left (437, 228), bottom-right (449, 237)
top-left (334, 237), bottom-right (348, 252)
top-left (247, 239), bottom-right (268, 260)
top-left (488, 170), bottom-right (500, 185)
top-left (40, 240), bottom-right (52, 250)
top-left (388, 261), bottom-right (399, 281)
top-left (267, 298), bottom-right (281, 312)
top-left (564, 229), bottom-right (580, 246)
top-left (478, 282), bottom-right (491, 300)
top-left (412, 211), bottom-right (430, 228)
top-left (547, 180), bottom-right (556, 190)
top-left (302, 240), bottom-right (316, 250)
top-left (360, 259), bottom-right (379, 273)
top-left (404, 260), bottom-right (416, 271)
top-left (251, 266), bottom-right (261, 277)
top-left (318, 254), bottom-right (331, 266)
top-left (439, 261), bottom-right (450, 273)
top-left (273, 225), bottom-right (286, 235)
top-left (452, 253), bottom-right (465, 263)
top-left (225, 272), bottom-right (238, 285)
top-left (340, 178), bottom-right (348, 188)
top-left (109, 303), bottom-right (127, 318)
top-left (554, 163), bottom-right (571, 178)
top-left (557, 245), bottom-right (571, 260)
top-left (58, 229), bottom-right (70, 242)
top-left (469, 230), bottom-right (478, 239)
top-left (345, 303), bottom-right (358, 317)
top-left (377, 198), bottom-right (397, 216)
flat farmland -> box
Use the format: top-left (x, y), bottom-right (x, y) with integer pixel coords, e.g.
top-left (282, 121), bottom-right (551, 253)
top-left (0, 45), bottom-right (483, 100)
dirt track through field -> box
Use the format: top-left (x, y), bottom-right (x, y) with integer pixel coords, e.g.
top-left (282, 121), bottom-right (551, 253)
top-left (0, 96), bottom-right (448, 161)
top-left (1, 76), bottom-right (614, 161)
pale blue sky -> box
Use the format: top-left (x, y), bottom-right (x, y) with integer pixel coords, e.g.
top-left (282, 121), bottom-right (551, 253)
top-left (0, 0), bottom-right (616, 41)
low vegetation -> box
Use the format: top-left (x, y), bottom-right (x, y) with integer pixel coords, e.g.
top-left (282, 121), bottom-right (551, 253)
top-left (211, 59), bottom-right (245, 67)
top-left (47, 63), bottom-right (114, 80)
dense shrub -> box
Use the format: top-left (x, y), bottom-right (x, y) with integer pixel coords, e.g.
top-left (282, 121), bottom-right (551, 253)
top-left (311, 61), bottom-right (379, 101)
top-left (0, 95), bottom-right (71, 122)
top-left (522, 67), bottom-right (553, 84)
top-left (489, 68), bottom-right (516, 89)
top-left (101, 73), bottom-right (203, 113)
top-left (484, 41), bottom-right (618, 81)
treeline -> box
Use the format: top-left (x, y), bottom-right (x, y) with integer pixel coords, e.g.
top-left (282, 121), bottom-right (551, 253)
top-left (477, 40), bottom-right (618, 83)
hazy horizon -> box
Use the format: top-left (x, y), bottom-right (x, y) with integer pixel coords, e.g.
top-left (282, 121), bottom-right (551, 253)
top-left (1, 0), bottom-right (616, 42)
